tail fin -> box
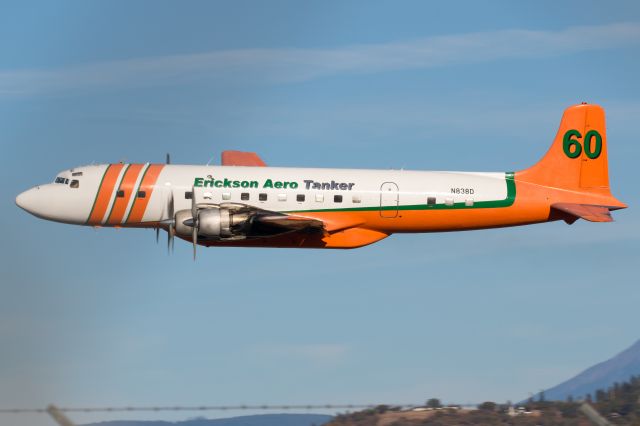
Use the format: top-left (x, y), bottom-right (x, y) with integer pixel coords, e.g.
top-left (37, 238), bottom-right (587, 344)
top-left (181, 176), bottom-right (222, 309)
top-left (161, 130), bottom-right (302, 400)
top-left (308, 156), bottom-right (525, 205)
top-left (518, 103), bottom-right (626, 209)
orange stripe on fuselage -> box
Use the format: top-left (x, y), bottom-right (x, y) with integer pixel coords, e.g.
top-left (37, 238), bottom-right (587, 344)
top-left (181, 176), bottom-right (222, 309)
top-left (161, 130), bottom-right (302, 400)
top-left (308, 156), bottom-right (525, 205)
top-left (105, 163), bottom-right (145, 225)
top-left (87, 163), bottom-right (125, 225)
top-left (126, 164), bottom-right (165, 225)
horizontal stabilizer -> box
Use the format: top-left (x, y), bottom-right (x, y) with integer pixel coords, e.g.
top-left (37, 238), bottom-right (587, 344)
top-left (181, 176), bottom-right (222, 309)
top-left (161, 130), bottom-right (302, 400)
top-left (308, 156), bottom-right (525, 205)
top-left (551, 203), bottom-right (613, 223)
top-left (221, 150), bottom-right (267, 167)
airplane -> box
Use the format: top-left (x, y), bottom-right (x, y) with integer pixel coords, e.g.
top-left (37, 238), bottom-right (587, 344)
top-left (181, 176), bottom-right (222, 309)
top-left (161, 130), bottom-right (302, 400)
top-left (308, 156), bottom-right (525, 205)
top-left (15, 103), bottom-right (626, 257)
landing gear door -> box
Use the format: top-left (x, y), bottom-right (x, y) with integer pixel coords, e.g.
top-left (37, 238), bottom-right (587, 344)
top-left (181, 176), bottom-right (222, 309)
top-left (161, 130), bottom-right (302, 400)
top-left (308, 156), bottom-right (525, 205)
top-left (380, 182), bottom-right (399, 218)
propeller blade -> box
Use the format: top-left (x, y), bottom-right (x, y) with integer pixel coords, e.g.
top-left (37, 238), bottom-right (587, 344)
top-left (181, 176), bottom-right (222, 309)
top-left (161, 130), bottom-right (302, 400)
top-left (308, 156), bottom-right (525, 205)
top-left (192, 224), bottom-right (197, 260)
top-left (167, 190), bottom-right (175, 254)
top-left (156, 227), bottom-right (159, 243)
top-left (170, 225), bottom-right (175, 253)
top-left (191, 187), bottom-right (197, 220)
top-left (166, 153), bottom-right (171, 164)
top-left (169, 189), bottom-right (174, 218)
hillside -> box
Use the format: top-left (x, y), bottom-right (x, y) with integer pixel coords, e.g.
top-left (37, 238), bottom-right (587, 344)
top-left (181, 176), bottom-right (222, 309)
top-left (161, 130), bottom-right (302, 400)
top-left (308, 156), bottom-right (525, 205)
top-left (543, 339), bottom-right (640, 401)
top-left (326, 405), bottom-right (592, 426)
top-left (83, 413), bottom-right (332, 426)
top-left (326, 376), bottom-right (640, 425)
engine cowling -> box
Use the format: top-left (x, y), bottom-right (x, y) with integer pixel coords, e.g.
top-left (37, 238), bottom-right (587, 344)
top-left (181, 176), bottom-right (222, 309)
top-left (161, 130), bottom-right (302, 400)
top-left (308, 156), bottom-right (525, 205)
top-left (198, 208), bottom-right (232, 238)
top-left (174, 207), bottom-right (251, 239)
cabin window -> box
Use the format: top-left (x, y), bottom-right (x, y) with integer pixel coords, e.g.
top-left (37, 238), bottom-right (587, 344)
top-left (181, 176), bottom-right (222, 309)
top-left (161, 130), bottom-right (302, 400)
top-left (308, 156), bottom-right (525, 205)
top-left (241, 193), bottom-right (250, 201)
top-left (427, 196), bottom-right (436, 205)
top-left (137, 191), bottom-right (146, 198)
top-left (352, 195), bottom-right (361, 203)
top-left (278, 194), bottom-right (287, 201)
top-left (185, 191), bottom-right (193, 199)
top-left (315, 194), bottom-right (324, 202)
top-left (222, 192), bottom-right (231, 200)
top-left (70, 180), bottom-right (79, 188)
top-left (334, 195), bottom-right (343, 203)
top-left (465, 199), bottom-right (474, 207)
top-left (259, 193), bottom-right (267, 201)
top-left (296, 194), bottom-right (305, 202)
top-left (116, 190), bottom-right (125, 198)
top-left (444, 197), bottom-right (454, 206)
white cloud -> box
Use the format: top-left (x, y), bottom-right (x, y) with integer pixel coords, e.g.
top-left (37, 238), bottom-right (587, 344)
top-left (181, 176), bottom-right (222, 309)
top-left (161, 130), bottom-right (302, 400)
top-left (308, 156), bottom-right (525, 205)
top-left (1, 22), bottom-right (640, 96)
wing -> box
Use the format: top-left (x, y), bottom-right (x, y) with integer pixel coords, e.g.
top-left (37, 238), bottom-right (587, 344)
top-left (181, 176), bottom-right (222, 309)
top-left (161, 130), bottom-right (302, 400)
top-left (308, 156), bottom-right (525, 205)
top-left (221, 150), bottom-right (267, 167)
top-left (190, 203), bottom-right (386, 248)
top-left (204, 203), bottom-right (324, 238)
top-left (251, 211), bottom-right (386, 248)
top-left (252, 212), bottom-right (324, 232)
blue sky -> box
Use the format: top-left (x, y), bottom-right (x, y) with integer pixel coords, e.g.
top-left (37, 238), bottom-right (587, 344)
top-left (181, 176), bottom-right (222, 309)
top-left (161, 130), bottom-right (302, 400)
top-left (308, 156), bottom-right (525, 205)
top-left (1, 1), bottom-right (640, 425)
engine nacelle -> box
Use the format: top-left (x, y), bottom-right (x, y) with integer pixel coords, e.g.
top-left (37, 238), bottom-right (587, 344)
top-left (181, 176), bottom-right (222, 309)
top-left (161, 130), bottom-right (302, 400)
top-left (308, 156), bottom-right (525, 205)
top-left (198, 208), bottom-right (232, 238)
top-left (174, 207), bottom-right (251, 239)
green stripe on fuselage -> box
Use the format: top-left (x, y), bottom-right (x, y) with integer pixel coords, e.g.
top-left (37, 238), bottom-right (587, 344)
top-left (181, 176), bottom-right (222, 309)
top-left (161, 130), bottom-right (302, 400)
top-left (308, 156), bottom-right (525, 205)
top-left (285, 172), bottom-right (516, 214)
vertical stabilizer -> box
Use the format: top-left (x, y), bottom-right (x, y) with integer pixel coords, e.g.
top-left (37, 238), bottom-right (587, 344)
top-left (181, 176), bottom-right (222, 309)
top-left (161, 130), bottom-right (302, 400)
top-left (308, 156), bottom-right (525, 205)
top-left (518, 103), bottom-right (610, 192)
top-left (518, 104), bottom-right (625, 210)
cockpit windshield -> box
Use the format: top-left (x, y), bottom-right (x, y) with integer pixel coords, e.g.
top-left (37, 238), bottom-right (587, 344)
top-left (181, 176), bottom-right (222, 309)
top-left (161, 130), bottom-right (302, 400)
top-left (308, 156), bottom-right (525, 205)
top-left (54, 177), bottom-right (69, 184)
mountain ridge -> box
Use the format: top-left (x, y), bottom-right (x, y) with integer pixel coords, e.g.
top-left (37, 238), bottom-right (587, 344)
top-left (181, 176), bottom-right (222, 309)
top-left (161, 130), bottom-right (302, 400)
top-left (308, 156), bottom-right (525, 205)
top-left (543, 339), bottom-right (640, 401)
top-left (82, 413), bottom-right (332, 426)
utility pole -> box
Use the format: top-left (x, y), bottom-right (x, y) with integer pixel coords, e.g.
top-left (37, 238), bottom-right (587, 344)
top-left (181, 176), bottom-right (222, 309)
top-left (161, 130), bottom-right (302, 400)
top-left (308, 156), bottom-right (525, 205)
top-left (579, 402), bottom-right (612, 426)
top-left (46, 405), bottom-right (76, 426)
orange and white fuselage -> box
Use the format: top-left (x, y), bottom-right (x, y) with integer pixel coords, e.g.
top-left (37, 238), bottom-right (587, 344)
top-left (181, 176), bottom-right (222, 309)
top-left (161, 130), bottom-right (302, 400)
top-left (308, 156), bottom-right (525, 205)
top-left (15, 104), bottom-right (627, 250)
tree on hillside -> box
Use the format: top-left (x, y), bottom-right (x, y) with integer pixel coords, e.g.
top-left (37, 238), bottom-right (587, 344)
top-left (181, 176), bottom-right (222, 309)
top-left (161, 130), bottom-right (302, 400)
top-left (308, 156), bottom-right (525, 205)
top-left (478, 401), bottom-right (497, 411)
top-left (560, 402), bottom-right (579, 418)
top-left (426, 398), bottom-right (442, 409)
top-left (374, 405), bottom-right (389, 414)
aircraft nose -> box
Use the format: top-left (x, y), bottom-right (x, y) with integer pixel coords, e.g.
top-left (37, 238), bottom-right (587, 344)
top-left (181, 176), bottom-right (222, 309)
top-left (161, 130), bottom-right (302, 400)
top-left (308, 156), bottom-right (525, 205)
top-left (16, 187), bottom-right (40, 214)
top-left (16, 188), bottom-right (33, 210)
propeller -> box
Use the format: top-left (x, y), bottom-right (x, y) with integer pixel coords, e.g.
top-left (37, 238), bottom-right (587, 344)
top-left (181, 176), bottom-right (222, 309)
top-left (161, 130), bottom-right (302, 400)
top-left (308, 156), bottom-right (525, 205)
top-left (191, 186), bottom-right (198, 260)
top-left (167, 190), bottom-right (175, 253)
top-left (159, 153), bottom-right (172, 252)
top-left (158, 188), bottom-right (175, 253)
